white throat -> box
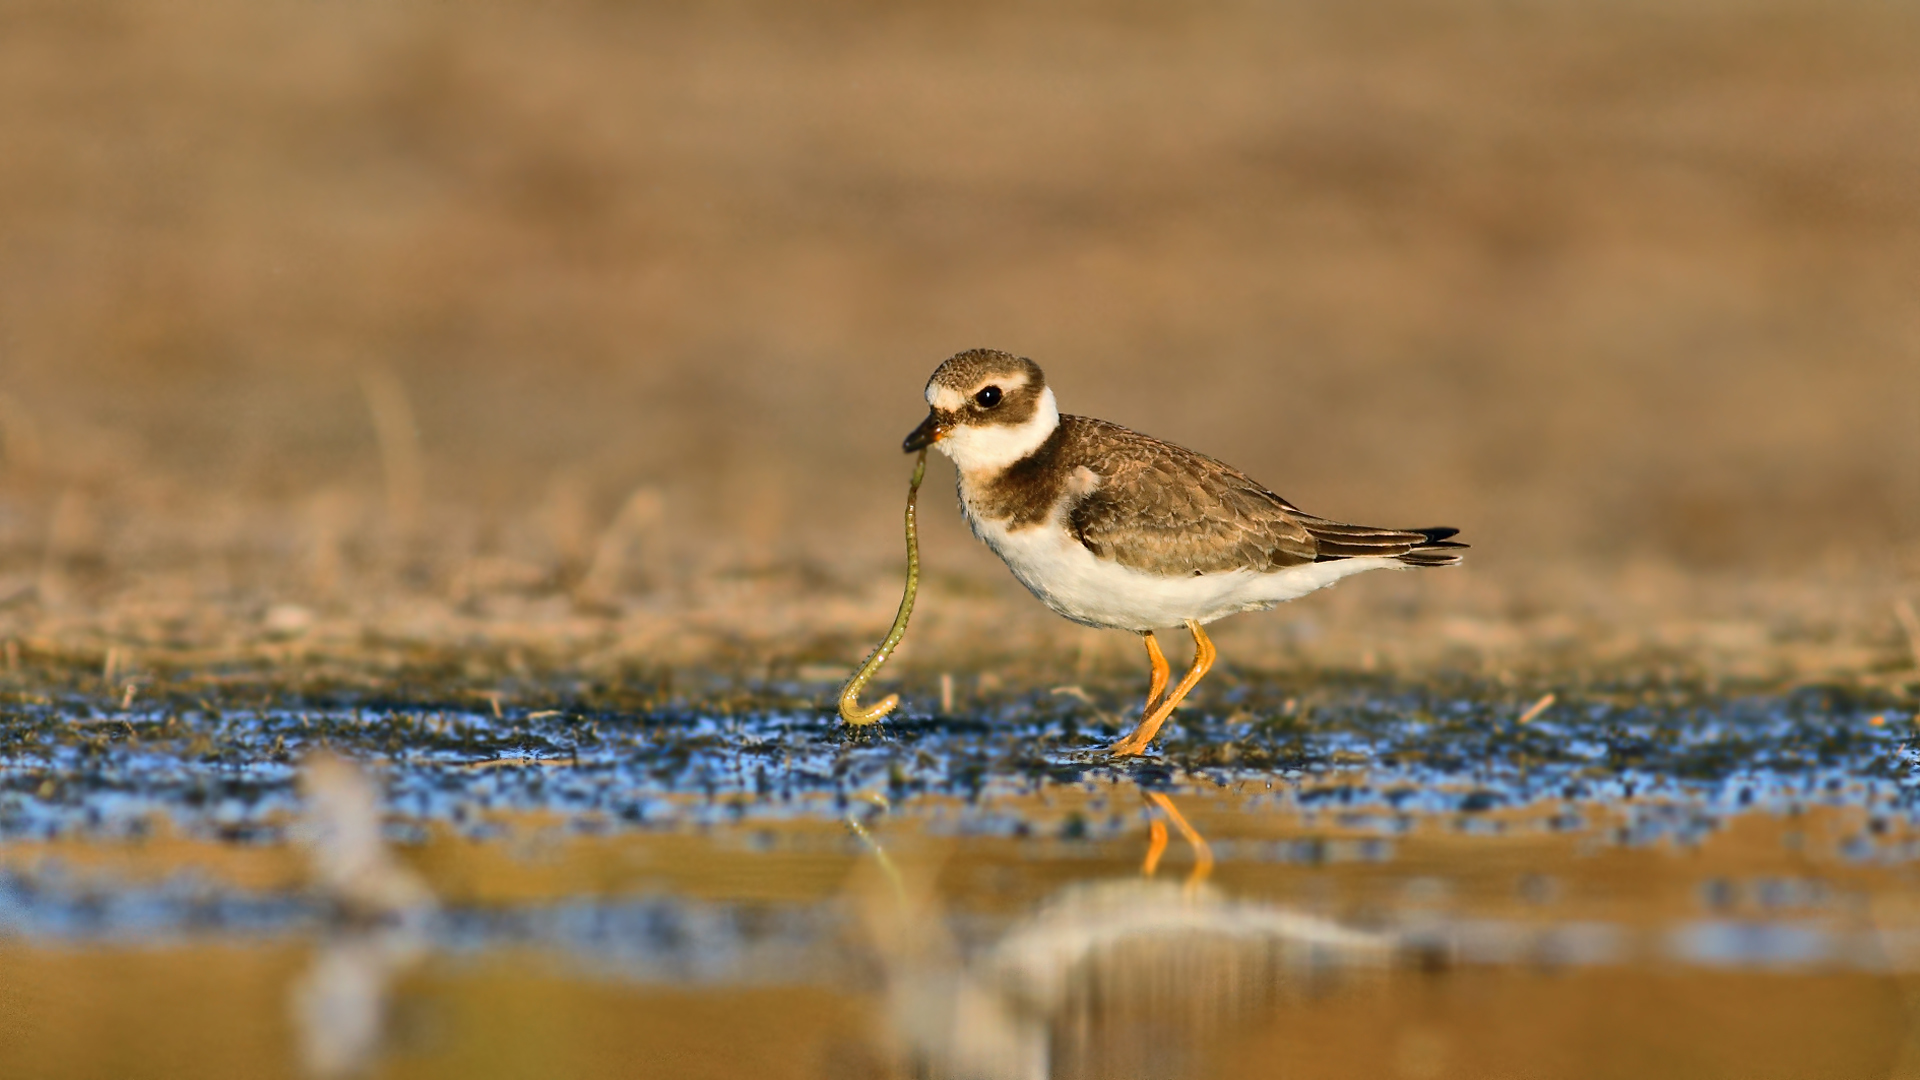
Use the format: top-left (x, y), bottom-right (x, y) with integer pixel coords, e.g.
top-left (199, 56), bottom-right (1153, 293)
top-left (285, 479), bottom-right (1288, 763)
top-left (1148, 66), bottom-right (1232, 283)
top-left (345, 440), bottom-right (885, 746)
top-left (937, 387), bottom-right (1060, 476)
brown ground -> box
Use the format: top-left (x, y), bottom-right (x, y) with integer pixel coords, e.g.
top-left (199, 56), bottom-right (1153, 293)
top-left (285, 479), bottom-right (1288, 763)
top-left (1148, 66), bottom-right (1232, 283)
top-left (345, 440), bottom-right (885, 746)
top-left (1, 0), bottom-right (1917, 687)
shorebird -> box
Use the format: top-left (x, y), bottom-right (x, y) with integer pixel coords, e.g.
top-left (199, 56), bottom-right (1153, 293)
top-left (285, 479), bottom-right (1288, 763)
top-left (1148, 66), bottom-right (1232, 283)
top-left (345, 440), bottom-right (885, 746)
top-left (903, 348), bottom-right (1465, 756)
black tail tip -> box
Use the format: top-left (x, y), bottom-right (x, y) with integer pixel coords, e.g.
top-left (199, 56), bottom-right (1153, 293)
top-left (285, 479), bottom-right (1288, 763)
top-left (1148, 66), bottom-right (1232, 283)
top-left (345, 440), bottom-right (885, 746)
top-left (1401, 526), bottom-right (1467, 567)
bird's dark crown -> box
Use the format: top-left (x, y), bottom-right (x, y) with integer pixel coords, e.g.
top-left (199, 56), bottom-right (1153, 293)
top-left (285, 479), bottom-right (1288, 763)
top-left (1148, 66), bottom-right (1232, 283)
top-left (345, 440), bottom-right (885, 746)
top-left (925, 348), bottom-right (1048, 429)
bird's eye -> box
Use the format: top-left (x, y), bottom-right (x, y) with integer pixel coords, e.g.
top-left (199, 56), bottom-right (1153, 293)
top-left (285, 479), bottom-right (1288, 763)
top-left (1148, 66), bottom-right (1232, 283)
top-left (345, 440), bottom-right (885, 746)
top-left (974, 386), bottom-right (1002, 408)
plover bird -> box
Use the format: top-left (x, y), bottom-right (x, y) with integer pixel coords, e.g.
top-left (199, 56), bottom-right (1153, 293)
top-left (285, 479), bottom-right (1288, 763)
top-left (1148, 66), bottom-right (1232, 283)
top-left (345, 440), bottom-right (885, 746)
top-left (903, 348), bottom-right (1466, 756)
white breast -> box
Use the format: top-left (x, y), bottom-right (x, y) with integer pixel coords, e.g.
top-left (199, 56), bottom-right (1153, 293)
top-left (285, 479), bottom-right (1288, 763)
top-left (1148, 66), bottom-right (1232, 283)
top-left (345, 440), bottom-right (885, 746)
top-left (958, 487), bottom-right (1404, 633)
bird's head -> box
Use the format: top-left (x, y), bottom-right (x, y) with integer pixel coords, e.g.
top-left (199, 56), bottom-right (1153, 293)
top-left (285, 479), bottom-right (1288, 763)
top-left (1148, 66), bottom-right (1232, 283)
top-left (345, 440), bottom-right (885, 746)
top-left (903, 348), bottom-right (1059, 474)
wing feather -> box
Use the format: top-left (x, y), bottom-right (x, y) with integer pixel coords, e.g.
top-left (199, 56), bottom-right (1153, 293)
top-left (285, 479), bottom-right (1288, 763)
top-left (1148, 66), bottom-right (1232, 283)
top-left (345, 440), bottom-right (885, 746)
top-left (1057, 416), bottom-right (1467, 575)
top-left (1062, 418), bottom-right (1318, 575)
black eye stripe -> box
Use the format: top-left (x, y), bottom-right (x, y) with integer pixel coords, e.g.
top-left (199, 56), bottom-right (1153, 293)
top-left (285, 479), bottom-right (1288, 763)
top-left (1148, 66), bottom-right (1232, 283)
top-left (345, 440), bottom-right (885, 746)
top-left (975, 386), bottom-right (1003, 408)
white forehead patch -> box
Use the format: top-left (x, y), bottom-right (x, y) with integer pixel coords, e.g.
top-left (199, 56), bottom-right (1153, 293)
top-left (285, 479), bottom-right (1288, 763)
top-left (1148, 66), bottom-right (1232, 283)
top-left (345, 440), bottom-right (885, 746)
top-left (927, 383), bottom-right (965, 410)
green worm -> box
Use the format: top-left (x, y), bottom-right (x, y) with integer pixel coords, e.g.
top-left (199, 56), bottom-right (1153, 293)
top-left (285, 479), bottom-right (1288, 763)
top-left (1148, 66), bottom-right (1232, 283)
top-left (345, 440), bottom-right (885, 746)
top-left (838, 448), bottom-right (928, 725)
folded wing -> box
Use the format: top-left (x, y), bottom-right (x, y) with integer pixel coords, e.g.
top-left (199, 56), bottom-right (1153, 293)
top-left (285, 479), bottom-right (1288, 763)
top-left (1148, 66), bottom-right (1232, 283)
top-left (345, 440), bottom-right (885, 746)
top-left (1061, 416), bottom-right (1466, 575)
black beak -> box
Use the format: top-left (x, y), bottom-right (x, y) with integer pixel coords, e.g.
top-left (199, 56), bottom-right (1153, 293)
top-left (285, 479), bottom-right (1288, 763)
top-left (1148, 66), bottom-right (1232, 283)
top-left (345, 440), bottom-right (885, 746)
top-left (903, 411), bottom-right (947, 453)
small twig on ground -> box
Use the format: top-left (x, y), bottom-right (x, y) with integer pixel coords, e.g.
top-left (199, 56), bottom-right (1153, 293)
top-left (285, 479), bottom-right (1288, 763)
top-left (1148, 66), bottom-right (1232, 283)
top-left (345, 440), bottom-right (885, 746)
top-left (1515, 692), bottom-right (1556, 725)
top-left (459, 756), bottom-right (576, 770)
top-left (1895, 599), bottom-right (1920, 671)
top-left (360, 367), bottom-right (425, 539)
top-left (575, 486), bottom-right (664, 605)
top-left (1051, 685), bottom-right (1119, 727)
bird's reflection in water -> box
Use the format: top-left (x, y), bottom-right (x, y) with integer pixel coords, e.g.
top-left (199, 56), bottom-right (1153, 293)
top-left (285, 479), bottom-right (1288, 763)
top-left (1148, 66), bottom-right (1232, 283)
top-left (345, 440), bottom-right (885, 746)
top-left (289, 755), bottom-right (437, 1079)
top-left (859, 790), bottom-right (1393, 1080)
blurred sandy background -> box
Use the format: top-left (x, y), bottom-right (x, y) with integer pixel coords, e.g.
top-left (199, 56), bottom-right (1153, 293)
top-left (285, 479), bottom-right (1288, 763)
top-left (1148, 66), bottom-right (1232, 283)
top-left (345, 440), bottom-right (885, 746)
top-left (1, 0), bottom-right (1917, 683)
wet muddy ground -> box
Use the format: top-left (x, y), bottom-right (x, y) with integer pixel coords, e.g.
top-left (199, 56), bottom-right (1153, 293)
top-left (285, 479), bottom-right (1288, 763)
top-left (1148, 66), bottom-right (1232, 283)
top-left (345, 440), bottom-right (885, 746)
top-left (4, 656), bottom-right (1919, 1079)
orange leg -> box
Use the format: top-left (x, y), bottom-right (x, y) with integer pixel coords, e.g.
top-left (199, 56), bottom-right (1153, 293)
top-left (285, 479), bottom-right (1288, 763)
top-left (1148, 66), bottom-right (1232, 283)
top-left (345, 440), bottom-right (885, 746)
top-left (1109, 619), bottom-right (1216, 756)
top-left (1142, 790), bottom-right (1215, 890)
top-left (1140, 631), bottom-right (1171, 716)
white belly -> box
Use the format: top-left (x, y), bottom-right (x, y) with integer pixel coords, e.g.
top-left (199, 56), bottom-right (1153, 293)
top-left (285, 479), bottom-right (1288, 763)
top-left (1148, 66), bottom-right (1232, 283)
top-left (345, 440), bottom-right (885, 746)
top-left (964, 511), bottom-right (1403, 633)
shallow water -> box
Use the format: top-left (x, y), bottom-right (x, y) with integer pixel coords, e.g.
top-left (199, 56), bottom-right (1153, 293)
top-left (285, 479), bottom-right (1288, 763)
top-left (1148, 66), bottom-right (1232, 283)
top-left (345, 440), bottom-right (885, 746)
top-left (3, 677), bottom-right (1920, 1078)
